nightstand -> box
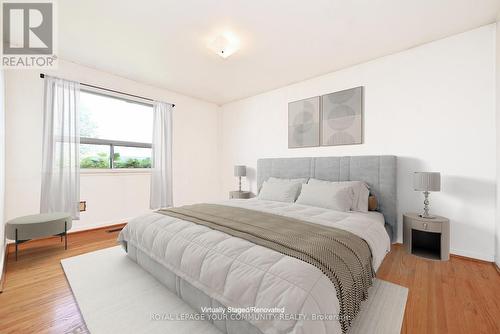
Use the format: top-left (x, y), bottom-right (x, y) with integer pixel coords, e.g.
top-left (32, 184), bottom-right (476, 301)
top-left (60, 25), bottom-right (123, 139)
top-left (403, 213), bottom-right (450, 261)
top-left (229, 191), bottom-right (251, 199)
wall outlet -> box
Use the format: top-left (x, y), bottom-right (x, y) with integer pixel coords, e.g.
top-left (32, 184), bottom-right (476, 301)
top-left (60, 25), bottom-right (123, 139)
top-left (79, 201), bottom-right (87, 212)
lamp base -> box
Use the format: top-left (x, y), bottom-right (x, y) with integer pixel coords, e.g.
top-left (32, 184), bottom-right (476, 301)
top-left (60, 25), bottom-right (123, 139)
top-left (420, 191), bottom-right (436, 219)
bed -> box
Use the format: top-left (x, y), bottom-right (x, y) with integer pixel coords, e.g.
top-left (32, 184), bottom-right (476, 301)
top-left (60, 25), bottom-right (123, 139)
top-left (118, 155), bottom-right (397, 334)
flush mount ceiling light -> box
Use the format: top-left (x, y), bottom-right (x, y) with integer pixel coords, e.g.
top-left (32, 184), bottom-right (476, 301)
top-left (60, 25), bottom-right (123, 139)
top-left (208, 32), bottom-right (240, 59)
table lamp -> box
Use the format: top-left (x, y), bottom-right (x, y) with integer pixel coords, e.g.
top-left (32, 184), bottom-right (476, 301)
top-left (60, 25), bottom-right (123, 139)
top-left (234, 165), bottom-right (246, 192)
top-left (413, 172), bottom-right (441, 218)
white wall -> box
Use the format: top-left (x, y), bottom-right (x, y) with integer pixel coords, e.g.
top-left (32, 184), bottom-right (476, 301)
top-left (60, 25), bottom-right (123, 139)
top-left (4, 59), bottom-right (221, 232)
top-left (0, 70), bottom-right (5, 282)
top-left (496, 19), bottom-right (500, 267)
top-left (78, 172), bottom-right (151, 231)
top-left (220, 25), bottom-right (496, 261)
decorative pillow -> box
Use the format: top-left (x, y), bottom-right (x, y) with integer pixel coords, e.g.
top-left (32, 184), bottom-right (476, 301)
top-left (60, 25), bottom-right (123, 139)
top-left (368, 195), bottom-right (378, 211)
top-left (307, 179), bottom-right (369, 212)
top-left (258, 177), bottom-right (308, 196)
top-left (258, 181), bottom-right (302, 203)
top-left (295, 183), bottom-right (354, 212)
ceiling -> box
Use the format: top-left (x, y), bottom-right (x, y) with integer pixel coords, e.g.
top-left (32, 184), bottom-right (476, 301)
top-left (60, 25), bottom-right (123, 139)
top-left (59, 0), bottom-right (500, 105)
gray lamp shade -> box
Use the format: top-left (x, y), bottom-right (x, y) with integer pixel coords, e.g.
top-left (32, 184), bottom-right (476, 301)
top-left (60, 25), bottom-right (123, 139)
top-left (413, 172), bottom-right (441, 192)
top-left (234, 165), bottom-right (246, 177)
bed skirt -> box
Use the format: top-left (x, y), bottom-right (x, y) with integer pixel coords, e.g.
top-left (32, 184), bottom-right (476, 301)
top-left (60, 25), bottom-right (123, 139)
top-left (124, 242), bottom-right (264, 334)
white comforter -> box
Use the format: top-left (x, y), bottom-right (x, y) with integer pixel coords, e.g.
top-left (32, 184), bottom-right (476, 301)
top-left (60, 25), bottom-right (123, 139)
top-left (118, 199), bottom-right (391, 334)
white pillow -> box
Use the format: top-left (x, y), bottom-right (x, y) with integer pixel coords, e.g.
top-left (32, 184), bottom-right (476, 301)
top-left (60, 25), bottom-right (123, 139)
top-left (259, 177), bottom-right (308, 196)
top-left (296, 183), bottom-right (354, 211)
top-left (307, 179), bottom-right (370, 212)
top-left (258, 181), bottom-right (302, 203)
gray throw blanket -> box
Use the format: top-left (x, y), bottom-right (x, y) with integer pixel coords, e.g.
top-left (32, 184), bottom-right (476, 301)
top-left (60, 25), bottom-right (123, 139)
top-left (158, 203), bottom-right (374, 333)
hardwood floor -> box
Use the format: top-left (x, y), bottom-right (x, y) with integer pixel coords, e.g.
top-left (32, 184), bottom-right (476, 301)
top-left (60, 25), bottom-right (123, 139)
top-left (0, 229), bottom-right (499, 334)
top-left (377, 245), bottom-right (500, 334)
top-left (0, 226), bottom-right (124, 334)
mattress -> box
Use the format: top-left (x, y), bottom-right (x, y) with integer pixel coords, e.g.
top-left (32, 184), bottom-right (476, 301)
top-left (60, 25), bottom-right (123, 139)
top-left (118, 199), bottom-right (391, 334)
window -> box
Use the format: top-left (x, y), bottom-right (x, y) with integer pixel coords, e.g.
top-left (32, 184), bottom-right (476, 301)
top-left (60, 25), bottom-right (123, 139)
top-left (79, 90), bottom-right (153, 169)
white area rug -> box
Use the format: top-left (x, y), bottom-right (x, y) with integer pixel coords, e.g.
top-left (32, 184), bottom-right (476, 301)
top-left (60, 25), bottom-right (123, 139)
top-left (62, 246), bottom-right (408, 334)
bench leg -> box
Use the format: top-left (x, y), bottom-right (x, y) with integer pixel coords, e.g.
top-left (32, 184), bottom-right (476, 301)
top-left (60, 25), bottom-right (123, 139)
top-left (15, 228), bottom-right (18, 261)
top-left (64, 221), bottom-right (67, 250)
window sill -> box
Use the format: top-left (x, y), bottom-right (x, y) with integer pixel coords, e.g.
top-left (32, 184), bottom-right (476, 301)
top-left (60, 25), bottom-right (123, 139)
top-left (80, 168), bottom-right (152, 176)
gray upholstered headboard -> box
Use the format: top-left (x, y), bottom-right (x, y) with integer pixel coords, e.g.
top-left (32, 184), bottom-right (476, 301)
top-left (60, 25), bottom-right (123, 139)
top-left (257, 155), bottom-right (397, 242)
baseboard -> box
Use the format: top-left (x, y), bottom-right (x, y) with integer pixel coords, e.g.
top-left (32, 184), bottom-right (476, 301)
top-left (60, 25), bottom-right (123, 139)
top-left (450, 253), bottom-right (494, 265)
top-left (70, 217), bottom-right (132, 233)
top-left (450, 248), bottom-right (493, 262)
top-left (495, 263), bottom-right (500, 275)
top-left (69, 222), bottom-right (127, 235)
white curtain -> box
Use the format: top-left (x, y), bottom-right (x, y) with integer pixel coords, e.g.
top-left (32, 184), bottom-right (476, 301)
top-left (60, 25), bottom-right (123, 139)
top-left (150, 101), bottom-right (173, 209)
top-left (40, 76), bottom-right (80, 219)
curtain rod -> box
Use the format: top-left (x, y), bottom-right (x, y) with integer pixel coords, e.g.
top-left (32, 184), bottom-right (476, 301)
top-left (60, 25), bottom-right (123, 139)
top-left (39, 73), bottom-right (175, 107)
